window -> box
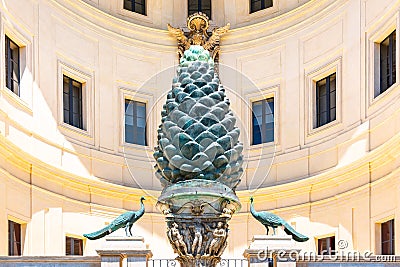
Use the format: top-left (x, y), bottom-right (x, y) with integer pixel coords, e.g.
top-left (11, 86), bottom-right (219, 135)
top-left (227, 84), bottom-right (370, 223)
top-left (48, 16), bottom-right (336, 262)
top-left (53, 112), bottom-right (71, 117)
top-left (8, 220), bottom-right (21, 256)
top-left (316, 73), bottom-right (336, 128)
top-left (5, 35), bottom-right (20, 96)
top-left (381, 219), bottom-right (395, 255)
top-left (188, 0), bottom-right (211, 19)
top-left (379, 30), bottom-right (396, 95)
top-left (252, 97), bottom-right (274, 145)
top-left (123, 0), bottom-right (146, 15)
top-left (250, 0), bottom-right (273, 13)
top-left (63, 75), bottom-right (83, 130)
top-left (318, 236), bottom-right (335, 255)
top-left (66, 236), bottom-right (83, 256)
top-left (125, 99), bottom-right (146, 145)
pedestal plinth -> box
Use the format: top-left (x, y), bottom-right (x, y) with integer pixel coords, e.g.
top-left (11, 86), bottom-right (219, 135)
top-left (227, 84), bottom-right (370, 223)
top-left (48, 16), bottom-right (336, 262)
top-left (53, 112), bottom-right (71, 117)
top-left (244, 235), bottom-right (301, 267)
top-left (96, 237), bottom-right (152, 267)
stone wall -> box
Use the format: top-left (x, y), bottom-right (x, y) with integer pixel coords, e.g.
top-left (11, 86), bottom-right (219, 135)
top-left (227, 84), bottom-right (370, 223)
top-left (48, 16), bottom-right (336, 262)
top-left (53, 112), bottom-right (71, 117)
top-left (0, 0), bottom-right (400, 259)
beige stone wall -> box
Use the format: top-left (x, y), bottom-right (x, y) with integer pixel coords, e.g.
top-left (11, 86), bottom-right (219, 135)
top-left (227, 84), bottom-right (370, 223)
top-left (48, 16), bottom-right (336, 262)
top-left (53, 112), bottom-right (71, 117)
top-left (0, 0), bottom-right (400, 259)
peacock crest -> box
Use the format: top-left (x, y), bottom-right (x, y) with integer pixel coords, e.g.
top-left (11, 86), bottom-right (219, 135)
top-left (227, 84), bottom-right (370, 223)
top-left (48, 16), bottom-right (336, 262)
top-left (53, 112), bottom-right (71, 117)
top-left (153, 45), bottom-right (243, 190)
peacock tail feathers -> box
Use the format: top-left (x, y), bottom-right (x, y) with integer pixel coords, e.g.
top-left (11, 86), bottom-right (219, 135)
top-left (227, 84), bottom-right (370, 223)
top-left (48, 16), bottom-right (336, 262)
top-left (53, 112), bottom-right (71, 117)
top-left (282, 221), bottom-right (309, 242)
top-left (83, 225), bottom-right (113, 240)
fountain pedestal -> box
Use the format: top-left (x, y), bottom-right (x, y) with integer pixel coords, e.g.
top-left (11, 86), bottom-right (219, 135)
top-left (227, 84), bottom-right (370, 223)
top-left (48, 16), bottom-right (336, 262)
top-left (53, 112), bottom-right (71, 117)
top-left (157, 180), bottom-right (241, 267)
top-left (96, 237), bottom-right (152, 267)
top-left (244, 236), bottom-right (301, 267)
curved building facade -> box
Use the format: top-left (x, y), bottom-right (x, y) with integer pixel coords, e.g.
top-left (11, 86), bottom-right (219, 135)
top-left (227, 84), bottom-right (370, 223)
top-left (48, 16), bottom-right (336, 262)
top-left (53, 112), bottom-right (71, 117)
top-left (0, 0), bottom-right (399, 258)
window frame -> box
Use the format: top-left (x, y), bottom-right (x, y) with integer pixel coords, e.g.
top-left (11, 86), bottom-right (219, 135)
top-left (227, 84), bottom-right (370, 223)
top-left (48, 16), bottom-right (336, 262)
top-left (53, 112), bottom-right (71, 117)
top-left (8, 220), bottom-right (22, 256)
top-left (65, 236), bottom-right (84, 256)
top-left (63, 75), bottom-right (83, 130)
top-left (366, 12), bottom-right (400, 112)
top-left (57, 60), bottom-right (94, 145)
top-left (245, 85), bottom-right (280, 150)
top-left (119, 87), bottom-right (153, 152)
top-left (315, 73), bottom-right (337, 128)
top-left (123, 0), bottom-right (146, 16)
top-left (251, 97), bottom-right (274, 145)
top-left (5, 35), bottom-right (20, 96)
top-left (381, 219), bottom-right (395, 255)
top-left (1, 25), bottom-right (33, 112)
top-left (250, 0), bottom-right (273, 14)
top-left (188, 0), bottom-right (212, 19)
top-left (304, 56), bottom-right (342, 140)
top-left (317, 236), bottom-right (336, 255)
top-left (124, 98), bottom-right (147, 146)
top-left (379, 30), bottom-right (396, 95)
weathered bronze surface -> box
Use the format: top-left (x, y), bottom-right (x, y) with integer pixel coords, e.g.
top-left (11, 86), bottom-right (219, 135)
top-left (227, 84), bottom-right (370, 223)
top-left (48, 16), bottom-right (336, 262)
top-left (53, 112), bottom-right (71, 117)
top-left (83, 197), bottom-right (146, 240)
top-left (156, 14), bottom-right (242, 266)
top-left (250, 197), bottom-right (309, 242)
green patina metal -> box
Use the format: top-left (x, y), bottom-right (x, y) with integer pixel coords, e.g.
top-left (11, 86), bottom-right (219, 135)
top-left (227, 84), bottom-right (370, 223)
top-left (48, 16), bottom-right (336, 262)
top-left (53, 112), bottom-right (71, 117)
top-left (154, 45), bottom-right (243, 191)
top-left (250, 197), bottom-right (309, 242)
top-left (156, 13), bottom-right (242, 267)
top-left (83, 197), bottom-right (145, 240)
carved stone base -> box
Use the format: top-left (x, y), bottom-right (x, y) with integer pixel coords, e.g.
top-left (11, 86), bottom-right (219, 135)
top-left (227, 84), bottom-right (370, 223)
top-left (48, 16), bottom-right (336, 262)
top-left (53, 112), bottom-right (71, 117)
top-left (177, 255), bottom-right (222, 267)
top-left (157, 180), bottom-right (241, 267)
top-left (166, 217), bottom-right (229, 258)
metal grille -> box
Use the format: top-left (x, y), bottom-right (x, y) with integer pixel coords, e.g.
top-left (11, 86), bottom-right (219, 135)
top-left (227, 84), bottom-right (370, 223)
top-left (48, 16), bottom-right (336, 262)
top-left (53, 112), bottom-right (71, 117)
top-left (149, 259), bottom-right (249, 267)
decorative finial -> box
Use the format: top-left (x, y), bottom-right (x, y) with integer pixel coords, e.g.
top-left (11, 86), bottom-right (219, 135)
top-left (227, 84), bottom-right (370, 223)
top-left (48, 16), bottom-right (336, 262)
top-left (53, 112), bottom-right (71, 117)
top-left (167, 12), bottom-right (230, 61)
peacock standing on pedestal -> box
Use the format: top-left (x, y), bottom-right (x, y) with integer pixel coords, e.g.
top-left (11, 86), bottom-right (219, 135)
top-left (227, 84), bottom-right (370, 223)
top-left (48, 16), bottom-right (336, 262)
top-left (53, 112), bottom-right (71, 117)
top-left (250, 197), bottom-right (309, 242)
top-left (83, 196), bottom-right (146, 240)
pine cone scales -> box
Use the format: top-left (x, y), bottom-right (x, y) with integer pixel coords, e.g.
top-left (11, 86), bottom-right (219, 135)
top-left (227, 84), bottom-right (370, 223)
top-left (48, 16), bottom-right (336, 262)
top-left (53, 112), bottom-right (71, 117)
top-left (154, 46), bottom-right (243, 190)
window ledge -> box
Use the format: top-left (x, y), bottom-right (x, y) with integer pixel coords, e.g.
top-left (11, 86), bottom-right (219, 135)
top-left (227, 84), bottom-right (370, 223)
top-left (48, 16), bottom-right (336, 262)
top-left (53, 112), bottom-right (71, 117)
top-left (370, 82), bottom-right (399, 106)
top-left (122, 142), bottom-right (151, 151)
top-left (58, 123), bottom-right (94, 146)
top-left (0, 87), bottom-right (32, 115)
top-left (308, 119), bottom-right (341, 137)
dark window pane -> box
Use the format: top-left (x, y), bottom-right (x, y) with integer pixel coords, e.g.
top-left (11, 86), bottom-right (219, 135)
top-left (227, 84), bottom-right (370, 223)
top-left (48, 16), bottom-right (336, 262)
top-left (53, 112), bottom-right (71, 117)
top-left (66, 237), bottom-right (83, 256)
top-left (123, 0), bottom-right (132, 10)
top-left (135, 3), bottom-right (144, 14)
top-left (380, 30), bottom-right (396, 94)
top-left (265, 123), bottom-right (274, 142)
top-left (188, 0), bottom-right (211, 19)
top-left (125, 99), bottom-right (147, 145)
top-left (319, 112), bottom-right (327, 126)
top-left (318, 236), bottom-right (335, 255)
top-left (5, 36), bottom-right (20, 96)
top-left (252, 97), bottom-right (274, 145)
top-left (126, 115), bottom-right (134, 126)
top-left (250, 0), bottom-right (273, 13)
top-left (381, 219), bottom-right (394, 255)
top-left (63, 110), bottom-right (69, 124)
top-left (252, 125), bottom-right (261, 145)
top-left (330, 92), bottom-right (336, 108)
top-left (123, 0), bottom-right (146, 15)
top-left (251, 1), bottom-right (261, 13)
top-left (137, 103), bottom-right (146, 117)
top-left (137, 128), bottom-right (146, 145)
top-left (137, 117), bottom-right (146, 128)
top-left (63, 75), bottom-right (83, 130)
top-left (252, 101), bottom-right (263, 117)
top-left (8, 220), bottom-right (21, 256)
top-left (330, 108), bottom-right (336, 121)
top-left (125, 125), bottom-right (134, 144)
top-left (316, 73), bottom-right (336, 128)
